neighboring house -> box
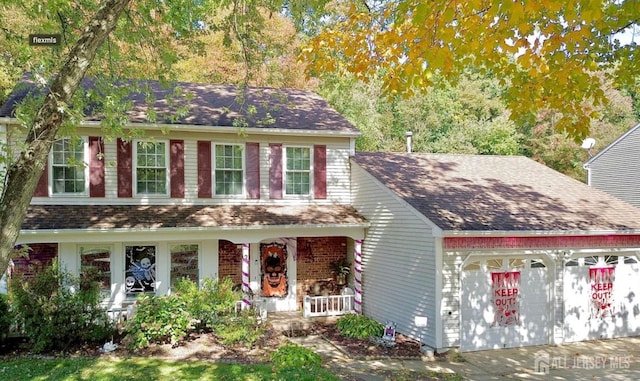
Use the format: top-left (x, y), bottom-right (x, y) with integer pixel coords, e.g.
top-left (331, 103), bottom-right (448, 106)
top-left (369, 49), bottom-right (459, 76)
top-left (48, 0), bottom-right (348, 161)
top-left (0, 78), bottom-right (368, 313)
top-left (351, 152), bottom-right (640, 352)
top-left (583, 122), bottom-right (640, 208)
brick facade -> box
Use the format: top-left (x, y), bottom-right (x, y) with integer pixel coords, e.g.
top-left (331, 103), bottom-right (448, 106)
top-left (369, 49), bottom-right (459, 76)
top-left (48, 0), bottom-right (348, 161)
top-left (11, 243), bottom-right (58, 281)
top-left (217, 237), bottom-right (349, 305)
top-left (218, 240), bottom-right (242, 286)
top-left (296, 236), bottom-right (349, 306)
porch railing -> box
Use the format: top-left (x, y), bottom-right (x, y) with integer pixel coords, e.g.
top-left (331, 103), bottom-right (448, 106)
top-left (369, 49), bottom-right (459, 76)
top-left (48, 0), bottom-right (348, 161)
top-left (303, 294), bottom-right (355, 318)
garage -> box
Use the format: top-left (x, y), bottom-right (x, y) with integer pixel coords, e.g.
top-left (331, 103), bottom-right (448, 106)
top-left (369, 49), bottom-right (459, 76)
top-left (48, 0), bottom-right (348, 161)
top-left (460, 256), bottom-right (550, 352)
top-left (563, 253), bottom-right (640, 342)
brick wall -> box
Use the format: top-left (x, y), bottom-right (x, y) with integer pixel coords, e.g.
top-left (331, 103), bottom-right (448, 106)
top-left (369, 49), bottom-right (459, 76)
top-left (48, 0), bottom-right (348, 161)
top-left (296, 236), bottom-right (348, 306)
top-left (11, 243), bottom-right (58, 281)
top-left (218, 240), bottom-right (242, 286)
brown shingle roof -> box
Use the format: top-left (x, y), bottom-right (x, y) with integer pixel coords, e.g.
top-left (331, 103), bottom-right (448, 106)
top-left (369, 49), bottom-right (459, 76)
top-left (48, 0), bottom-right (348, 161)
top-left (21, 204), bottom-right (367, 231)
top-left (0, 77), bottom-right (359, 133)
top-left (354, 152), bottom-right (640, 232)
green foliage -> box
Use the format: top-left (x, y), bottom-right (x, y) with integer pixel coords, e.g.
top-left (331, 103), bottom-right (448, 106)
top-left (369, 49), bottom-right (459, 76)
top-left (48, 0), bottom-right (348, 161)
top-left (124, 277), bottom-right (262, 349)
top-left (336, 313), bottom-right (383, 339)
top-left (213, 310), bottom-right (265, 347)
top-left (123, 294), bottom-right (193, 349)
top-left (271, 343), bottom-right (322, 370)
top-left (172, 276), bottom-right (240, 330)
top-left (0, 294), bottom-right (11, 341)
top-left (9, 261), bottom-right (114, 353)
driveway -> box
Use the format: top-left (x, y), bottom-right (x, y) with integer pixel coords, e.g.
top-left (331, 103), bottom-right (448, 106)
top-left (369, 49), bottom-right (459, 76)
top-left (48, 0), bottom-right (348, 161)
top-left (292, 334), bottom-right (640, 380)
top-left (415, 336), bottom-right (640, 380)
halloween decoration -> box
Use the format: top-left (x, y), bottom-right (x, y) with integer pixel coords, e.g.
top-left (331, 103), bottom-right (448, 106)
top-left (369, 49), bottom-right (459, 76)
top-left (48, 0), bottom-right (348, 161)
top-left (261, 242), bottom-right (288, 297)
top-left (125, 246), bottom-right (156, 294)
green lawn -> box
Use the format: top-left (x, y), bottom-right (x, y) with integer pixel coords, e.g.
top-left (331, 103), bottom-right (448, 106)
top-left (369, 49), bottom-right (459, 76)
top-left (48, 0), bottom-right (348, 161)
top-left (0, 357), bottom-right (340, 381)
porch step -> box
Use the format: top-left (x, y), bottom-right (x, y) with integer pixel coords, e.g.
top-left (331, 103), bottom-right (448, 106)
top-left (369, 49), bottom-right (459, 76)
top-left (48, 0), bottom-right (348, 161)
top-left (267, 312), bottom-right (338, 332)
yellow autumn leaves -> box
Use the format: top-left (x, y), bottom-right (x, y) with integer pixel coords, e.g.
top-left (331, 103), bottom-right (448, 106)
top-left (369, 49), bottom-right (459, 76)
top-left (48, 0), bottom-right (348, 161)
top-left (301, 0), bottom-right (639, 139)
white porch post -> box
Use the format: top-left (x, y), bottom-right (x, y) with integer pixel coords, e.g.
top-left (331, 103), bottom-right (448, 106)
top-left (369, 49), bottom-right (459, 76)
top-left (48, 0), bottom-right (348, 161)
top-left (241, 243), bottom-right (252, 309)
top-left (354, 239), bottom-right (363, 314)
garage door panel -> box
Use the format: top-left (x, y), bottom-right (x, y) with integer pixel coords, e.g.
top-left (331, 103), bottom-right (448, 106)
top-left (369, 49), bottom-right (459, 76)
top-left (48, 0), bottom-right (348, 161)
top-left (563, 260), bottom-right (640, 342)
top-left (461, 261), bottom-right (548, 352)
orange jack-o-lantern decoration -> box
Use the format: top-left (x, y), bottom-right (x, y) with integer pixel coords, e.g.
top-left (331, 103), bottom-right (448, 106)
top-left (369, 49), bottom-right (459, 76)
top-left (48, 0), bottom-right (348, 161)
top-left (261, 242), bottom-right (288, 297)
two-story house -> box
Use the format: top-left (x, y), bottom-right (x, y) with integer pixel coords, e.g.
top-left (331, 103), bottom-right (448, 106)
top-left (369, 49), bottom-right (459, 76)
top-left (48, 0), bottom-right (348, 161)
top-left (0, 78), bottom-right (368, 313)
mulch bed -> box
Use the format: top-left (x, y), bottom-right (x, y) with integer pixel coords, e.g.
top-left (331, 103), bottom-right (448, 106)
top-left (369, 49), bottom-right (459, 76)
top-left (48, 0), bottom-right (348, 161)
top-left (1, 320), bottom-right (444, 363)
top-left (312, 321), bottom-right (425, 359)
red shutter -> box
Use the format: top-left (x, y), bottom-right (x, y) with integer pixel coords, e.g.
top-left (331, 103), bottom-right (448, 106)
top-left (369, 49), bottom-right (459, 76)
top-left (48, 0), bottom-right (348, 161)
top-left (89, 136), bottom-right (105, 197)
top-left (117, 138), bottom-right (133, 198)
top-left (313, 145), bottom-right (327, 199)
top-left (34, 159), bottom-right (49, 197)
top-left (269, 144), bottom-right (282, 199)
top-left (246, 142), bottom-right (260, 199)
top-left (170, 139), bottom-right (185, 198)
top-left (197, 141), bottom-right (212, 198)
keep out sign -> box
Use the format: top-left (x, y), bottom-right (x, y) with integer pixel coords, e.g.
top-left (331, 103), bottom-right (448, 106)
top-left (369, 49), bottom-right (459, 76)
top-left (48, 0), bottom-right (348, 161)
top-left (589, 267), bottom-right (615, 319)
top-left (491, 271), bottom-right (521, 327)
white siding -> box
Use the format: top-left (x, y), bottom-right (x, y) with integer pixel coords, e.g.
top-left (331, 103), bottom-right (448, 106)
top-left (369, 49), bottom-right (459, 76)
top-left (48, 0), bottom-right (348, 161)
top-left (351, 162), bottom-right (438, 348)
top-left (11, 126), bottom-right (353, 206)
top-left (588, 124), bottom-right (640, 208)
top-left (441, 251), bottom-right (465, 347)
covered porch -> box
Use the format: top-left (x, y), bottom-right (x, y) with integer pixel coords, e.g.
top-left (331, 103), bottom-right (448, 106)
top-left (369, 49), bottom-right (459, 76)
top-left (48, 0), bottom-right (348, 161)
top-left (13, 204), bottom-right (368, 315)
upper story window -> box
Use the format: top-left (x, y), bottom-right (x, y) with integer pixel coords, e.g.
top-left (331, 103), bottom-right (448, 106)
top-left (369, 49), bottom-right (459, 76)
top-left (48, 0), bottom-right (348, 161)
top-left (214, 144), bottom-right (244, 195)
top-left (51, 138), bottom-right (87, 194)
top-left (285, 146), bottom-right (311, 196)
top-left (135, 141), bottom-right (168, 195)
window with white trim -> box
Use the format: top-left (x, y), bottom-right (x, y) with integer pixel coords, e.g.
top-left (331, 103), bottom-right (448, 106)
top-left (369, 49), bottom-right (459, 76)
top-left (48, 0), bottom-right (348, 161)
top-left (51, 138), bottom-right (87, 194)
top-left (79, 245), bottom-right (112, 297)
top-left (135, 141), bottom-right (168, 195)
top-left (170, 244), bottom-right (199, 288)
top-left (284, 146), bottom-right (311, 195)
top-left (125, 245), bottom-right (156, 295)
top-left (214, 144), bottom-right (244, 195)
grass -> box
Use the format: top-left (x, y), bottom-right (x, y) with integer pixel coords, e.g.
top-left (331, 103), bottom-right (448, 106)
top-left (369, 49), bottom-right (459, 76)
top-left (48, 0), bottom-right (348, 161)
top-left (0, 357), bottom-right (340, 381)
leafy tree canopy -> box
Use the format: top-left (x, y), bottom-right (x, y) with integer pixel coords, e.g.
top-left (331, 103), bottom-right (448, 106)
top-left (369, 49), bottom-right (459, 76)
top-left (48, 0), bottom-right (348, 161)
top-left (302, 0), bottom-right (640, 140)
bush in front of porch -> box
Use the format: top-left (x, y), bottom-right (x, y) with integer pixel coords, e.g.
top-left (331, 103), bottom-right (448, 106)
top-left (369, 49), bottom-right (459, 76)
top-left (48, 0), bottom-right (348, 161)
top-left (123, 277), bottom-right (265, 350)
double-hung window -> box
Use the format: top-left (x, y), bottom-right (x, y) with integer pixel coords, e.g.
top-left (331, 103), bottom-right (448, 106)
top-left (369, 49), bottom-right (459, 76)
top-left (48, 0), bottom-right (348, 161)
top-left (135, 141), bottom-right (168, 195)
top-left (51, 138), bottom-right (87, 194)
top-left (214, 144), bottom-right (244, 195)
top-left (285, 146), bottom-right (311, 196)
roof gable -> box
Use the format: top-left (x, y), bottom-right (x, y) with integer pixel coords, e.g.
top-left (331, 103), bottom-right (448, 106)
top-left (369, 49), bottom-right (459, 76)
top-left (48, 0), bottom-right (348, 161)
top-left (354, 152), bottom-right (640, 232)
top-left (0, 76), bottom-right (359, 134)
top-left (584, 122), bottom-right (640, 167)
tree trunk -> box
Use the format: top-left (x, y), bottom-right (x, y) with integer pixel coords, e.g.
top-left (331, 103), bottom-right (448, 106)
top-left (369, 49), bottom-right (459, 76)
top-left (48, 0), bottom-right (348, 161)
top-left (0, 0), bottom-right (131, 276)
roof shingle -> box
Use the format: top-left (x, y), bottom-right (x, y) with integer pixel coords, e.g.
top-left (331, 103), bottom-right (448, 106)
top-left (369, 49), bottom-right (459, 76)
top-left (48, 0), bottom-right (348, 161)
top-left (0, 77), bottom-right (359, 133)
top-left (354, 152), bottom-right (640, 232)
top-left (21, 204), bottom-right (367, 231)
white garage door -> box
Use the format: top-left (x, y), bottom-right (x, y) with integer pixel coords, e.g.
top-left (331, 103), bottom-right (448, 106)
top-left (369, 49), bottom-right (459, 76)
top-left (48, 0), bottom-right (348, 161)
top-left (563, 255), bottom-right (640, 343)
top-left (461, 257), bottom-right (549, 352)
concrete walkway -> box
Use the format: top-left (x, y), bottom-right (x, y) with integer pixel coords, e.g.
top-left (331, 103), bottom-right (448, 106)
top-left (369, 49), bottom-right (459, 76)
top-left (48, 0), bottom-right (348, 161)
top-left (288, 334), bottom-right (640, 380)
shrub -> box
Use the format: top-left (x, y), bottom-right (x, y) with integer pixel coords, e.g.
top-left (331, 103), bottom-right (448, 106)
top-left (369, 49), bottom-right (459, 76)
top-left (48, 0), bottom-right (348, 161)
top-left (0, 294), bottom-right (11, 342)
top-left (213, 310), bottom-right (265, 347)
top-left (172, 277), bottom-right (241, 330)
top-left (124, 277), bottom-right (264, 350)
top-left (123, 294), bottom-right (193, 349)
top-left (336, 313), bottom-right (383, 339)
top-left (9, 261), bottom-right (114, 353)
top-left (271, 343), bottom-right (322, 370)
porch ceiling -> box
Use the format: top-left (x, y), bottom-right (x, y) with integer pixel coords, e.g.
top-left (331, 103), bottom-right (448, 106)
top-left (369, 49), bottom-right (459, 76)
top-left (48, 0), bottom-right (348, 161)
top-left (21, 204), bottom-right (368, 231)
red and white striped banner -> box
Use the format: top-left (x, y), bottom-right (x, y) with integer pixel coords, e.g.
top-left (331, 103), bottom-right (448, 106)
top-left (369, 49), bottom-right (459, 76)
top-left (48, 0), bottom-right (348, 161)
top-left (354, 239), bottom-right (363, 314)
